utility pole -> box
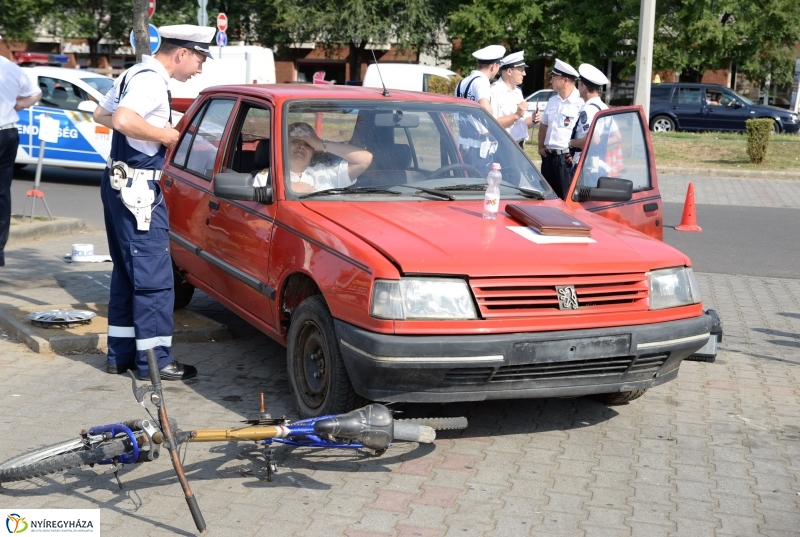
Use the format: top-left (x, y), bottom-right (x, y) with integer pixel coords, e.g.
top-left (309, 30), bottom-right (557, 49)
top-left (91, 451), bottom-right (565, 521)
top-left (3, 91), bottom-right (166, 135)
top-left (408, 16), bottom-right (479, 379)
top-left (632, 0), bottom-right (656, 120)
top-left (132, 0), bottom-right (150, 62)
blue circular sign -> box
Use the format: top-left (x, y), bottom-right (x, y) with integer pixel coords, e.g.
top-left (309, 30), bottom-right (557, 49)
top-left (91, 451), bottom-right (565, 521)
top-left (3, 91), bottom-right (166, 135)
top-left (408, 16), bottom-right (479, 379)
top-left (129, 23), bottom-right (161, 54)
top-left (216, 30), bottom-right (227, 47)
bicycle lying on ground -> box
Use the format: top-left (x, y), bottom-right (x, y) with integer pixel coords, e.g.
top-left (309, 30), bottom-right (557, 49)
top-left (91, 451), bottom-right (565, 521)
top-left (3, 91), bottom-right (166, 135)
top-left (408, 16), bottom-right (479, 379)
top-left (0, 350), bottom-right (468, 533)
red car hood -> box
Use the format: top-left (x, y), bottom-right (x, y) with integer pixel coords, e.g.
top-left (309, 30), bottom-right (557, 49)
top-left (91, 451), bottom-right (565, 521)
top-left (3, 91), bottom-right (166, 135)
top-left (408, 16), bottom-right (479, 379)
top-left (304, 201), bottom-right (690, 277)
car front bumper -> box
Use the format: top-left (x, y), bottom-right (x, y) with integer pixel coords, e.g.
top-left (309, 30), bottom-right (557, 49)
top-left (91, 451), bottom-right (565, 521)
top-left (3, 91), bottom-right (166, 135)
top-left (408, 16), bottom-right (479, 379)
top-left (781, 121), bottom-right (800, 134)
top-left (335, 315), bottom-right (712, 403)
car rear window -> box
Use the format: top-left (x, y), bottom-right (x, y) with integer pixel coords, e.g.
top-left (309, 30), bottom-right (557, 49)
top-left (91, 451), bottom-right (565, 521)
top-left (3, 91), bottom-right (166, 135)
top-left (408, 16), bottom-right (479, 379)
top-left (650, 85), bottom-right (672, 103)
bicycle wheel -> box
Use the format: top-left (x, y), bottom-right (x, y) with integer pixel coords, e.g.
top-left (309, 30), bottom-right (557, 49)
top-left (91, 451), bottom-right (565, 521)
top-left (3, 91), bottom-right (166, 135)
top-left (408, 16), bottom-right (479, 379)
top-left (396, 417), bottom-right (469, 431)
top-left (0, 437), bottom-right (131, 483)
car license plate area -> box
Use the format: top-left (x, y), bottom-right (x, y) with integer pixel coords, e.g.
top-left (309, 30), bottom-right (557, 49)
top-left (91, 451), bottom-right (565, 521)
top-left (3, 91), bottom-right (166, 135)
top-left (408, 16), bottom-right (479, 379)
top-left (511, 335), bottom-right (631, 364)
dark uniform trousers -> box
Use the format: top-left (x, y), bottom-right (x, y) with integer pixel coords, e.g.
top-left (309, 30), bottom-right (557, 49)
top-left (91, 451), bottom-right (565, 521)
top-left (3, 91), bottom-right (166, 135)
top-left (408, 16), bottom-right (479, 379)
top-left (102, 126), bottom-right (174, 378)
top-left (0, 129), bottom-right (20, 263)
top-left (541, 152), bottom-right (573, 200)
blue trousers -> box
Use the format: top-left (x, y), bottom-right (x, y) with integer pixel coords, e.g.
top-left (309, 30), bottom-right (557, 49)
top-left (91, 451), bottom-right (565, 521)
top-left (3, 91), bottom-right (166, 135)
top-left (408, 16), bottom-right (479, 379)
top-left (100, 169), bottom-right (174, 377)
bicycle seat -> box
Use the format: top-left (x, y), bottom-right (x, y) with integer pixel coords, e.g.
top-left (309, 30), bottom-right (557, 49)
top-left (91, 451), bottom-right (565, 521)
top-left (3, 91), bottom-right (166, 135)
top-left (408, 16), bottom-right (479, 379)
top-left (313, 404), bottom-right (393, 450)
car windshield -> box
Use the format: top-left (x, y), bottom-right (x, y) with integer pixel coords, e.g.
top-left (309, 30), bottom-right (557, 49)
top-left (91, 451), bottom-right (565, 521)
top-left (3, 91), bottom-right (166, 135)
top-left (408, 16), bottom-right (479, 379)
top-left (283, 101), bottom-right (555, 200)
top-left (82, 77), bottom-right (114, 96)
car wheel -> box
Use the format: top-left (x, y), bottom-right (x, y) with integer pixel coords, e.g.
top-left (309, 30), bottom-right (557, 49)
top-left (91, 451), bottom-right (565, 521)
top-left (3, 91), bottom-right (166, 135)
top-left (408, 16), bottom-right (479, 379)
top-left (172, 263), bottom-right (195, 310)
top-left (770, 120), bottom-right (781, 134)
top-left (650, 116), bottom-right (675, 133)
top-left (286, 295), bottom-right (365, 417)
top-left (590, 389), bottom-right (647, 405)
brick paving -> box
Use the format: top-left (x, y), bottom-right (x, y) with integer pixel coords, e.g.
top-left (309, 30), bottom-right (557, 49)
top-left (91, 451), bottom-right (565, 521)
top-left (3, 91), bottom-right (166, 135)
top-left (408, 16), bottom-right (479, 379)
top-left (658, 174), bottom-right (800, 209)
top-left (0, 221), bottom-right (799, 535)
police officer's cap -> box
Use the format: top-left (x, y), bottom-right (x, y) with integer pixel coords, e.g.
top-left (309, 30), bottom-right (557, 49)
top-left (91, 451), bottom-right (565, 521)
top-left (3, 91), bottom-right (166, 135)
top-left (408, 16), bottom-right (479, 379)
top-left (578, 63), bottom-right (609, 86)
top-left (548, 58), bottom-right (579, 79)
top-left (472, 45), bottom-right (506, 63)
top-left (501, 51), bottom-right (528, 70)
top-left (158, 25), bottom-right (216, 59)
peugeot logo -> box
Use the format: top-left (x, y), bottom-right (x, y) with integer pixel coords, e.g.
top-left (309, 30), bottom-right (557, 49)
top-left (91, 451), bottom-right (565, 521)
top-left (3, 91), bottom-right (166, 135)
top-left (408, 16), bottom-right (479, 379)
top-left (556, 285), bottom-right (579, 310)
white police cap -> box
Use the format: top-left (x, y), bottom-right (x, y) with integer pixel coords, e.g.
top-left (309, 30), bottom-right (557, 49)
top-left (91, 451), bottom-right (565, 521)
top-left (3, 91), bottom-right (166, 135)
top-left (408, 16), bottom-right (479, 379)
top-left (578, 63), bottom-right (609, 86)
top-left (548, 58), bottom-right (579, 79)
top-left (158, 25), bottom-right (216, 59)
top-left (501, 51), bottom-right (528, 69)
top-left (472, 45), bottom-right (506, 62)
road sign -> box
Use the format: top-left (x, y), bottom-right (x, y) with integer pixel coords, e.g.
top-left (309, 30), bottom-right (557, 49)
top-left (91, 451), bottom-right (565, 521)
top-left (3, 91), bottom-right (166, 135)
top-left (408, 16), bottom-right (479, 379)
top-left (216, 13), bottom-right (228, 32)
top-left (148, 0), bottom-right (156, 18)
top-left (216, 31), bottom-right (227, 48)
top-left (129, 23), bottom-right (161, 54)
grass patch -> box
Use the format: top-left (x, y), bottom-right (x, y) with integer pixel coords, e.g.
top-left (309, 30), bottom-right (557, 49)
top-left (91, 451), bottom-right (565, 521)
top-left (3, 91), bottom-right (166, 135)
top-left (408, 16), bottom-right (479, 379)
top-left (522, 126), bottom-right (800, 172)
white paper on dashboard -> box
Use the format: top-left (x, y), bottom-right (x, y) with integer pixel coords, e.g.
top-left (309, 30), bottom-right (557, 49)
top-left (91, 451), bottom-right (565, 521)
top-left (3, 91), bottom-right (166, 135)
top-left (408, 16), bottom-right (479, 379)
top-left (506, 226), bottom-right (596, 244)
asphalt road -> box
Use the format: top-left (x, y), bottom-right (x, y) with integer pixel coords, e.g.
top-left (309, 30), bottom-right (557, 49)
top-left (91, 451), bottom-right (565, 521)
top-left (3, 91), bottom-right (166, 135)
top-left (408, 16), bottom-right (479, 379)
top-left (10, 166), bottom-right (800, 280)
top-left (663, 202), bottom-right (800, 280)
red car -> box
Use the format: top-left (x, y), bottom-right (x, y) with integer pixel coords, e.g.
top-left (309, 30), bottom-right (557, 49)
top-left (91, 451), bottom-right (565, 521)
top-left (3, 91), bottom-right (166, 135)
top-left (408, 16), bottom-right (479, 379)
top-left (162, 85), bottom-right (713, 417)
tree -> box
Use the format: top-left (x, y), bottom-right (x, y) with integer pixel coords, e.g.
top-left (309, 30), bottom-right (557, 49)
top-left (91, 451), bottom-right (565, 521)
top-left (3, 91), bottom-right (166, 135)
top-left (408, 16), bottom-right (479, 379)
top-left (252, 0), bottom-right (440, 81)
top-left (0, 0), bottom-right (55, 43)
top-left (653, 0), bottom-right (800, 86)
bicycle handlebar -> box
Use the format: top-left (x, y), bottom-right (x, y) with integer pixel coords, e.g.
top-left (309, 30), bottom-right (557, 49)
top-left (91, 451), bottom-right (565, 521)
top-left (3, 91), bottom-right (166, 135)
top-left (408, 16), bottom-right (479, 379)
top-left (145, 349), bottom-right (207, 534)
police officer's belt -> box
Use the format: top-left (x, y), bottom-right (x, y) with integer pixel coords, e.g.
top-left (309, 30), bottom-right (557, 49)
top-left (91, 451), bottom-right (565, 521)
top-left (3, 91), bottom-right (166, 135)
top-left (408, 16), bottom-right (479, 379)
top-left (546, 149), bottom-right (570, 155)
top-left (0, 123), bottom-right (16, 130)
top-left (106, 157), bottom-right (162, 183)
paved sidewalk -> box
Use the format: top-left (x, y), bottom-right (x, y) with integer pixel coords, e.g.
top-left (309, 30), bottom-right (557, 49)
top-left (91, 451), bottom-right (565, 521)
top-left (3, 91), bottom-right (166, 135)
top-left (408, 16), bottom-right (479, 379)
top-left (1, 235), bottom-right (799, 536)
top-left (658, 175), bottom-right (800, 209)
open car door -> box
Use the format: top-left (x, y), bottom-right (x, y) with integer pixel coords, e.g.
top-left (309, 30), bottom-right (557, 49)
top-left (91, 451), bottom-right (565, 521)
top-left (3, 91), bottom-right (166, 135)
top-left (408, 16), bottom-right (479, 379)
top-left (566, 106), bottom-right (663, 241)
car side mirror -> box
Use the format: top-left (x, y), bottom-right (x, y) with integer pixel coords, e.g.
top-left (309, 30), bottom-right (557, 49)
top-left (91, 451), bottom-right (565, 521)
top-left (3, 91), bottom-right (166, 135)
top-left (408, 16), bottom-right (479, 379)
top-left (214, 172), bottom-right (273, 204)
top-left (573, 177), bottom-right (633, 202)
top-left (732, 100), bottom-right (743, 108)
top-left (77, 100), bottom-right (98, 113)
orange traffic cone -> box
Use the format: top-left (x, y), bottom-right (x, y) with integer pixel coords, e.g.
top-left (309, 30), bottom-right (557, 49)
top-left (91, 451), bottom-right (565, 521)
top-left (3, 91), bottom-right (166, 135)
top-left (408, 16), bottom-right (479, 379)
top-left (675, 182), bottom-right (702, 232)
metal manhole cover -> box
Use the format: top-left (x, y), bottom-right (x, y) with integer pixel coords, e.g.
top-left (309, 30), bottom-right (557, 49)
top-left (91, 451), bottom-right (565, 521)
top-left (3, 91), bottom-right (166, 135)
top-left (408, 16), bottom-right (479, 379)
top-left (28, 309), bottom-right (97, 329)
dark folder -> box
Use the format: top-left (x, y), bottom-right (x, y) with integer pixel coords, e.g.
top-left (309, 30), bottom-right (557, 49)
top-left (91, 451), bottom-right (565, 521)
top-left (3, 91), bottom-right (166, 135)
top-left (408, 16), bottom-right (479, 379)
top-left (506, 204), bottom-right (592, 237)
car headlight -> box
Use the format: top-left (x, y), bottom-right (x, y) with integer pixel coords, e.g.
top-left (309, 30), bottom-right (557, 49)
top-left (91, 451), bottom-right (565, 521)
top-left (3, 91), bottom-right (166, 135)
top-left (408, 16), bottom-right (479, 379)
top-left (370, 278), bottom-right (478, 320)
top-left (647, 267), bottom-right (702, 310)
top-left (788, 114), bottom-right (798, 123)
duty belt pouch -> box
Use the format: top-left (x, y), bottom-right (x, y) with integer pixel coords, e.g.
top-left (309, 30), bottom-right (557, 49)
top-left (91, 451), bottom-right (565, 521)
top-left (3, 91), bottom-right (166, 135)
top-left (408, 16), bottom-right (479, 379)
top-left (109, 161), bottom-right (129, 190)
top-left (120, 178), bottom-right (155, 231)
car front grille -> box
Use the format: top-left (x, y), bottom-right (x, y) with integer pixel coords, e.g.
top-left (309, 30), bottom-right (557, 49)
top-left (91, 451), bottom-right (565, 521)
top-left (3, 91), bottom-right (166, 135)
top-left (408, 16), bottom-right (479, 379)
top-left (442, 353), bottom-right (669, 386)
top-left (469, 273), bottom-right (649, 318)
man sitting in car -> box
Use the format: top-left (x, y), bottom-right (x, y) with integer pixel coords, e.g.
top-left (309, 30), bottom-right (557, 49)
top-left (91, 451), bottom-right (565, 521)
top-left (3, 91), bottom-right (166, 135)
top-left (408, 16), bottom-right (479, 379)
top-left (287, 122), bottom-right (372, 193)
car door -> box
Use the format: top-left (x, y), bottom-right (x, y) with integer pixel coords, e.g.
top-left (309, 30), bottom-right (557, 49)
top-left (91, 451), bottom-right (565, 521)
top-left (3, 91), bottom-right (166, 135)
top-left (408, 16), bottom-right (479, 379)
top-left (703, 88), bottom-right (752, 131)
top-left (204, 100), bottom-right (277, 328)
top-left (670, 86), bottom-right (705, 130)
top-left (162, 97), bottom-right (237, 289)
top-left (17, 73), bottom-right (108, 169)
top-left (566, 106), bottom-right (663, 241)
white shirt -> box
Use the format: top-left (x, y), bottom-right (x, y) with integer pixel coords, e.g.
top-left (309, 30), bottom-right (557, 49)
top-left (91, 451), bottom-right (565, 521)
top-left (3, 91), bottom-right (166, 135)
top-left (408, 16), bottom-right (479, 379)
top-left (490, 79), bottom-right (528, 142)
top-left (290, 159), bottom-right (353, 192)
top-left (455, 70), bottom-right (492, 104)
top-left (541, 87), bottom-right (584, 150)
top-left (0, 56), bottom-right (40, 126)
top-left (98, 55), bottom-right (171, 156)
top-left (574, 96), bottom-right (609, 142)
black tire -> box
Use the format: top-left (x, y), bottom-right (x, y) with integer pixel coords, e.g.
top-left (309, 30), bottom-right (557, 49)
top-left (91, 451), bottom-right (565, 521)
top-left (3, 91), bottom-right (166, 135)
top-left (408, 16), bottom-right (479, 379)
top-left (770, 120), bottom-right (781, 134)
top-left (13, 164), bottom-right (27, 174)
top-left (0, 437), bottom-right (131, 483)
top-left (590, 389), bottom-right (647, 405)
top-left (173, 263), bottom-right (195, 310)
top-left (650, 115), bottom-right (676, 133)
top-left (286, 295), bottom-right (366, 418)
top-left (396, 417), bottom-right (469, 431)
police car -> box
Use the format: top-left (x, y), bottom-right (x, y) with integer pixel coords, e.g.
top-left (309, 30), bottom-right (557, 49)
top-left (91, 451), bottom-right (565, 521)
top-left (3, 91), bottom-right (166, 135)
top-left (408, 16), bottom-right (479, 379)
top-left (16, 66), bottom-right (115, 171)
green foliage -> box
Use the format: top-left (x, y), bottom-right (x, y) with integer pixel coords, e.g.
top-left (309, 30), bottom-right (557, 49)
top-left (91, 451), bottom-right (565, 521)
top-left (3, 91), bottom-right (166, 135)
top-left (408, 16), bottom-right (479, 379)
top-left (0, 0), bottom-right (55, 42)
top-left (745, 118), bottom-right (773, 164)
top-left (427, 74), bottom-right (462, 95)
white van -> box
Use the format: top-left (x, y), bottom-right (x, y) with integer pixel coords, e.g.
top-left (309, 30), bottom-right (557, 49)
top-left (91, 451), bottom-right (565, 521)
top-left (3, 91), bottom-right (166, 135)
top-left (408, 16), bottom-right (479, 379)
top-left (362, 63), bottom-right (456, 93)
top-left (169, 45), bottom-right (276, 112)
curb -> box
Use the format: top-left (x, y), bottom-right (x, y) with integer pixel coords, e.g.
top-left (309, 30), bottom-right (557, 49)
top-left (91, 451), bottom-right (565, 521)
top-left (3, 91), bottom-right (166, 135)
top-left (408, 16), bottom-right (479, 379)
top-left (8, 216), bottom-right (86, 244)
top-left (658, 166), bottom-right (800, 180)
top-left (0, 304), bottom-right (231, 354)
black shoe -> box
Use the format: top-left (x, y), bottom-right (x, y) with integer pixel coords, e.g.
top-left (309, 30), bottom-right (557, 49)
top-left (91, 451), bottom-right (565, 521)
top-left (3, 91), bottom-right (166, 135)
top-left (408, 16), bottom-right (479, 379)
top-left (139, 360), bottom-right (198, 381)
top-left (107, 364), bottom-right (133, 374)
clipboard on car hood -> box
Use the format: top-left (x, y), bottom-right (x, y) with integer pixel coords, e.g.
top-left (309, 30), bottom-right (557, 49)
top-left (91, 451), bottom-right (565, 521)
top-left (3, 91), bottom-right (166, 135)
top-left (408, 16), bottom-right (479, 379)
top-left (506, 204), bottom-right (592, 237)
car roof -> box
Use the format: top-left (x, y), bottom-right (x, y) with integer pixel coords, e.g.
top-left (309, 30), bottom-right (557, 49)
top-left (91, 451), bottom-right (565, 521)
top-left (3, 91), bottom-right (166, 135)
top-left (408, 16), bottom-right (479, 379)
top-left (21, 66), bottom-right (112, 83)
top-left (200, 83), bottom-right (477, 106)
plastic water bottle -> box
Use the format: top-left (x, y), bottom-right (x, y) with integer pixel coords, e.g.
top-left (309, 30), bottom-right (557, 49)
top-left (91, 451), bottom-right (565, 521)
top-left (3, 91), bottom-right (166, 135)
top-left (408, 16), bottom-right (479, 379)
top-left (483, 163), bottom-right (502, 219)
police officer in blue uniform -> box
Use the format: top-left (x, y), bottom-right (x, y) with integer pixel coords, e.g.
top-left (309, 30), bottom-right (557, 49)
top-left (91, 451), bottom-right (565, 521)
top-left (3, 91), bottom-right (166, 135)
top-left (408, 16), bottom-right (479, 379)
top-left (93, 25), bottom-right (214, 380)
top-left (454, 44), bottom-right (506, 175)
